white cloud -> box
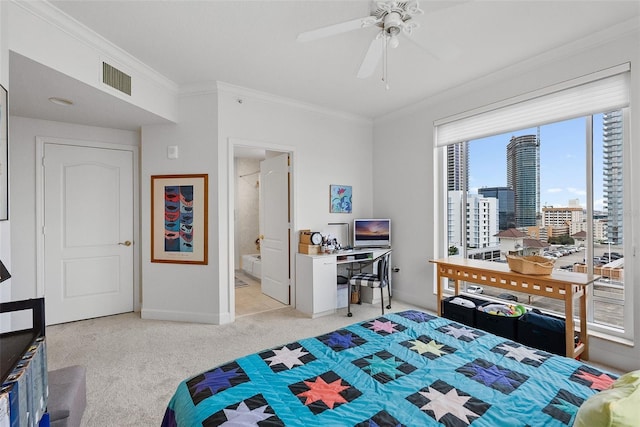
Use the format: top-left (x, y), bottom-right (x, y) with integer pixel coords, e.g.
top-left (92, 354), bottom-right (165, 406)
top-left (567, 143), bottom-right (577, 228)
top-left (567, 187), bottom-right (587, 196)
top-left (547, 188), bottom-right (563, 193)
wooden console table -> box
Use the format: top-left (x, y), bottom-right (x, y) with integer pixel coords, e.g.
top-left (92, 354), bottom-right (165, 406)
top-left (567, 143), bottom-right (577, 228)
top-left (430, 257), bottom-right (598, 360)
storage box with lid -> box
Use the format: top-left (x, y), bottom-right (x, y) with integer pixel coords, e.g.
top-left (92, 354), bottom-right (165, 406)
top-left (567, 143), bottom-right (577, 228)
top-left (441, 295), bottom-right (488, 327)
top-left (475, 302), bottom-right (525, 340)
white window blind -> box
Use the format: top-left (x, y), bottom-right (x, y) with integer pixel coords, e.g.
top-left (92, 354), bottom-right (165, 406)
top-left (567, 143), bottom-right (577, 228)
top-left (435, 63), bottom-right (630, 147)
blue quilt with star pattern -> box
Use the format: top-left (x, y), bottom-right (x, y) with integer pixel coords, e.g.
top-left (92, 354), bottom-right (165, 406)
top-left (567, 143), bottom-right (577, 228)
top-left (161, 310), bottom-right (616, 426)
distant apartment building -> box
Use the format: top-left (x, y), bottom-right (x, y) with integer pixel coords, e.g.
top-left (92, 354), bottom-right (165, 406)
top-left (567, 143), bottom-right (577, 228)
top-left (603, 110), bottom-right (623, 245)
top-left (526, 225), bottom-right (570, 243)
top-left (507, 134), bottom-right (540, 228)
top-left (478, 186), bottom-right (515, 231)
top-left (594, 218), bottom-right (608, 242)
top-left (495, 228), bottom-right (547, 258)
top-left (569, 218), bottom-right (608, 243)
top-left (542, 206), bottom-right (584, 234)
top-left (448, 191), bottom-right (499, 258)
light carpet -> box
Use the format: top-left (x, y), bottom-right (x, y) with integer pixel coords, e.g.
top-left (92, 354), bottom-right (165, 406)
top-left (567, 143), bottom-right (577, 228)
top-left (46, 301), bottom-right (420, 426)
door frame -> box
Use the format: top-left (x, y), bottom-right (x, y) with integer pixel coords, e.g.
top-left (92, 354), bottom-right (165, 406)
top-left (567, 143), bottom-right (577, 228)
top-left (226, 137), bottom-right (296, 321)
top-left (35, 137), bottom-right (140, 311)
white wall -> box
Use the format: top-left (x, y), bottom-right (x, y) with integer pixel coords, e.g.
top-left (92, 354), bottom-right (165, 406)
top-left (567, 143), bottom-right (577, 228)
top-left (8, 116), bottom-right (139, 302)
top-left (140, 92), bottom-right (220, 323)
top-left (373, 31), bottom-right (640, 371)
top-left (235, 157), bottom-right (260, 266)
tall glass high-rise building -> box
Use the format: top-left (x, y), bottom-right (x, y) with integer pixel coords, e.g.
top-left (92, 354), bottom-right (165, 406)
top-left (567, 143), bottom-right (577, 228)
top-left (506, 134), bottom-right (540, 227)
top-left (603, 110), bottom-right (623, 245)
top-left (447, 143), bottom-right (468, 191)
top-left (478, 186), bottom-right (516, 231)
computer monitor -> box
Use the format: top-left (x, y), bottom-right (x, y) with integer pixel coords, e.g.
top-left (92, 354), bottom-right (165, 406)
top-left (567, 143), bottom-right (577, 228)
top-left (353, 219), bottom-right (391, 248)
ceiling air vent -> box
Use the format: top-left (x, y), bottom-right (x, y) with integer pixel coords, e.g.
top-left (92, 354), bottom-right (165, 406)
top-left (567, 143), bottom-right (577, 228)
top-left (102, 62), bottom-right (131, 96)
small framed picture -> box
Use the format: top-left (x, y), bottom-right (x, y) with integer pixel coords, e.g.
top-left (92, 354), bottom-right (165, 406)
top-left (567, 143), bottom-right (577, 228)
top-left (151, 174), bottom-right (208, 264)
top-left (330, 184), bottom-right (352, 213)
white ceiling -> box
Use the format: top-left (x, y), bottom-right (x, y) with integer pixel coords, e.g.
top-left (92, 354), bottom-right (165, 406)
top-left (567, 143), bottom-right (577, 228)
top-left (9, 0), bottom-right (640, 130)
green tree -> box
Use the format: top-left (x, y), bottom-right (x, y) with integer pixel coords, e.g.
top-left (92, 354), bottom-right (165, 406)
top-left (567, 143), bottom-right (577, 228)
top-left (448, 245), bottom-right (459, 256)
top-left (548, 235), bottom-right (575, 245)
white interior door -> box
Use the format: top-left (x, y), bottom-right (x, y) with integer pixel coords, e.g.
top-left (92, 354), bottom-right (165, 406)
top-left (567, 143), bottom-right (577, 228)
top-left (43, 143), bottom-right (134, 325)
top-left (259, 153), bottom-right (290, 304)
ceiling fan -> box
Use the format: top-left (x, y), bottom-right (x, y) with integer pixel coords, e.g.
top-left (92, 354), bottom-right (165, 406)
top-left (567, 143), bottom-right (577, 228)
top-left (297, 1), bottom-right (426, 87)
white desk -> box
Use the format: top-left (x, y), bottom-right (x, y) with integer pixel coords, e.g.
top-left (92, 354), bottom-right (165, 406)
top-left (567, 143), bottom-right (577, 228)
top-left (296, 248), bottom-right (390, 317)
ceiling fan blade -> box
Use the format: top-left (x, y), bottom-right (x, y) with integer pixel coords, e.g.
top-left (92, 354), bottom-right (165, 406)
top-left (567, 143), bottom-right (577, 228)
top-left (297, 16), bottom-right (379, 42)
top-left (357, 35), bottom-right (385, 79)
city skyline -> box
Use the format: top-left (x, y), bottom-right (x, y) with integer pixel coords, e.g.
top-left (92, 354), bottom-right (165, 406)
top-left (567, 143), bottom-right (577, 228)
top-left (467, 115), bottom-right (605, 211)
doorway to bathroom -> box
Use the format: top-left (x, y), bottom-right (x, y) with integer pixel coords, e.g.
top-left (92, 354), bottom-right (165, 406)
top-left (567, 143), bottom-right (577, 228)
top-left (233, 145), bottom-right (290, 317)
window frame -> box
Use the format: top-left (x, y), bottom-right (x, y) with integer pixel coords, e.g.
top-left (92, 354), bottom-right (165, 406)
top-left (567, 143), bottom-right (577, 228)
top-left (433, 72), bottom-right (633, 341)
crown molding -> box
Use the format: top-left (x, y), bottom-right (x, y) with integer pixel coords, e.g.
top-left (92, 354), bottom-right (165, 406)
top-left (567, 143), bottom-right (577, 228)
top-left (179, 81), bottom-right (218, 97)
top-left (179, 80), bottom-right (372, 126)
top-left (215, 81), bottom-right (372, 126)
top-left (12, 0), bottom-right (179, 95)
top-left (376, 16), bottom-right (640, 125)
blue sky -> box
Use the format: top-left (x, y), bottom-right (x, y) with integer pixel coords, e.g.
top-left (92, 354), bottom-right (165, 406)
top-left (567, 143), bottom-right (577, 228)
top-left (468, 114), bottom-right (605, 210)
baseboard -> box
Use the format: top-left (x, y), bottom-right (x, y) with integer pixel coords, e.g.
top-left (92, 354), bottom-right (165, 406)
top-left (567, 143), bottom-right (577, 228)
top-left (141, 307), bottom-right (220, 324)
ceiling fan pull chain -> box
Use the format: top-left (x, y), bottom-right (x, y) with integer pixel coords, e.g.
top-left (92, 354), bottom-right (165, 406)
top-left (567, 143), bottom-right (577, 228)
top-left (383, 33), bottom-right (390, 90)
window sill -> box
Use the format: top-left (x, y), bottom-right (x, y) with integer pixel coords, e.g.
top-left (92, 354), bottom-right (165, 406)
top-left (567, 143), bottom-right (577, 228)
top-left (589, 328), bottom-right (634, 347)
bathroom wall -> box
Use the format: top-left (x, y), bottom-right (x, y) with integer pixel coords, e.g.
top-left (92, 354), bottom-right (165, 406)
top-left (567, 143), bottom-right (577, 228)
top-left (235, 157), bottom-right (261, 268)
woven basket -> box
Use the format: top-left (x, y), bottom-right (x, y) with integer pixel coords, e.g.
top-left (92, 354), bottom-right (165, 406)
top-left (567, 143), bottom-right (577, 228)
top-left (506, 255), bottom-right (555, 275)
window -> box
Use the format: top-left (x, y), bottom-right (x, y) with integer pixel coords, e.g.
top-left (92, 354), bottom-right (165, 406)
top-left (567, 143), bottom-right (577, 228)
top-left (435, 64), bottom-right (632, 339)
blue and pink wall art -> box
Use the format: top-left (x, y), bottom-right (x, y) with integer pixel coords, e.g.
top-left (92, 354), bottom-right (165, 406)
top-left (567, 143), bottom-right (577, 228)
top-left (164, 185), bottom-right (194, 252)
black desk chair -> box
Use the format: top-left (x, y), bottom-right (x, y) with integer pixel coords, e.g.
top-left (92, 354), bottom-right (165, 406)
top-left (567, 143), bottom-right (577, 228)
top-left (347, 251), bottom-right (392, 317)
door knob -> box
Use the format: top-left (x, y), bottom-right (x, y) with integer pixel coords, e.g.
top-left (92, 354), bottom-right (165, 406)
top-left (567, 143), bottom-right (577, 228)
top-left (119, 241), bottom-right (132, 246)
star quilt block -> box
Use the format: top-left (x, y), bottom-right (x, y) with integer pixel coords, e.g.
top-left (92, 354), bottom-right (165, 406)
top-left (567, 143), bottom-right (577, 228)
top-left (288, 371), bottom-right (362, 415)
top-left (202, 393), bottom-right (284, 426)
top-left (569, 365), bottom-right (617, 391)
top-left (456, 358), bottom-right (529, 394)
top-left (437, 322), bottom-right (486, 343)
top-left (361, 317), bottom-right (407, 336)
top-left (258, 341), bottom-right (316, 373)
top-left (406, 379), bottom-right (490, 427)
top-left (491, 341), bottom-right (550, 367)
top-left (186, 361), bottom-right (250, 405)
top-left (399, 334), bottom-right (457, 360)
top-left (317, 329), bottom-right (367, 352)
top-left (542, 389), bottom-right (585, 425)
top-left (396, 310), bottom-right (436, 323)
top-left (352, 350), bottom-right (417, 384)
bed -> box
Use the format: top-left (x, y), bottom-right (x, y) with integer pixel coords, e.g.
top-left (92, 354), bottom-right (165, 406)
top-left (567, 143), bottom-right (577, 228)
top-left (161, 310), bottom-right (617, 426)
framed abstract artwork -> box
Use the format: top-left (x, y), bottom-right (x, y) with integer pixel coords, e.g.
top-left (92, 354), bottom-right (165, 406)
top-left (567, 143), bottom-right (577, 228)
top-left (330, 184), bottom-right (352, 213)
top-left (151, 174), bottom-right (208, 264)
top-left (0, 84), bottom-right (8, 221)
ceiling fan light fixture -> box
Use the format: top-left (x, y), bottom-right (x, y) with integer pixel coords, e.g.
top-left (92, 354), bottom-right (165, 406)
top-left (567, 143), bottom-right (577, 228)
top-left (388, 33), bottom-right (400, 49)
top-left (384, 11), bottom-right (403, 30)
